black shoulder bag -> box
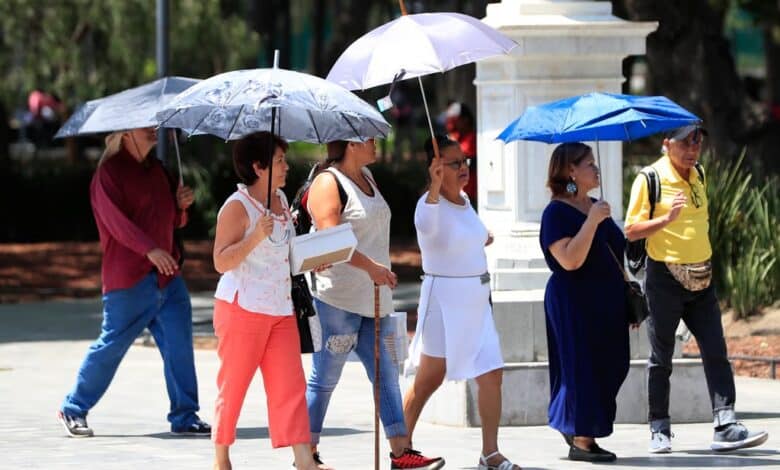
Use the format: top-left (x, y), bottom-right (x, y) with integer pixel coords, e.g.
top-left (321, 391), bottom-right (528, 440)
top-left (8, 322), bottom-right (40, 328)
top-left (608, 246), bottom-right (650, 325)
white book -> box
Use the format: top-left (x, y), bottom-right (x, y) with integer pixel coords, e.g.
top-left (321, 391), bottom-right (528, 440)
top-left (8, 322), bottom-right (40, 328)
top-left (290, 223), bottom-right (358, 275)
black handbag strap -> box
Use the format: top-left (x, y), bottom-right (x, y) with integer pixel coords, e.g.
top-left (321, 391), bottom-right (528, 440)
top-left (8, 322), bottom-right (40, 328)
top-left (607, 245), bottom-right (630, 282)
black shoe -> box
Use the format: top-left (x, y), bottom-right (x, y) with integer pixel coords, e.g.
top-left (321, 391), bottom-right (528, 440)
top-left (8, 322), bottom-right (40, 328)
top-left (57, 410), bottom-right (94, 438)
top-left (170, 418), bottom-right (211, 436)
top-left (591, 443), bottom-right (617, 460)
top-left (568, 443), bottom-right (617, 463)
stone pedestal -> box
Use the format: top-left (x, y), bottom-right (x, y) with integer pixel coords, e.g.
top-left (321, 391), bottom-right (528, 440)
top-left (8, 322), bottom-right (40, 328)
top-left (402, 0), bottom-right (713, 426)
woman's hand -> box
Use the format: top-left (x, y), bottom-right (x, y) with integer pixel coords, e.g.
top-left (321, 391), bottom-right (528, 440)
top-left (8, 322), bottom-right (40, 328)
top-left (313, 263), bottom-right (332, 273)
top-left (176, 185), bottom-right (195, 210)
top-left (428, 156), bottom-right (443, 189)
top-left (485, 230), bottom-right (494, 247)
top-left (586, 200), bottom-right (611, 225)
top-left (368, 262), bottom-right (398, 289)
top-left (251, 214), bottom-right (275, 242)
top-left (147, 248), bottom-right (177, 276)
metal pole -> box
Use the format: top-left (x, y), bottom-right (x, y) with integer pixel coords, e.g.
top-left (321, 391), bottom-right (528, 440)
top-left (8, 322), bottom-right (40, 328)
top-left (156, 0), bottom-right (169, 163)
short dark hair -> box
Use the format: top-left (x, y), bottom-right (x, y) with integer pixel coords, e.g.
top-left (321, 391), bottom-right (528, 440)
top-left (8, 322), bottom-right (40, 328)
top-left (546, 142), bottom-right (592, 197)
top-left (232, 132), bottom-right (289, 185)
top-left (424, 134), bottom-right (460, 168)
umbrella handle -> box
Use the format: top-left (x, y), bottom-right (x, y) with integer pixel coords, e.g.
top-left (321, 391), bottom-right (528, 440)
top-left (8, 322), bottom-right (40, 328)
top-left (595, 139), bottom-right (603, 200)
top-left (373, 284), bottom-right (380, 470)
top-left (398, 0), bottom-right (407, 15)
top-left (170, 129), bottom-right (183, 186)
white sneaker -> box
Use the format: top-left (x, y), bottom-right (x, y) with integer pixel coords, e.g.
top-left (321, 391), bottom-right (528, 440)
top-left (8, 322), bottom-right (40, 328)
top-left (649, 431), bottom-right (672, 454)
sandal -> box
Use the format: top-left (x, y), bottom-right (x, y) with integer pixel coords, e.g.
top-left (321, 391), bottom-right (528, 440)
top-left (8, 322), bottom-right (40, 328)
top-left (478, 451), bottom-right (521, 470)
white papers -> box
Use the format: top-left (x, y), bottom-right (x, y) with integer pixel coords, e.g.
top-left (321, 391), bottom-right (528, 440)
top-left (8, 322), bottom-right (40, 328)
top-left (290, 223), bottom-right (358, 275)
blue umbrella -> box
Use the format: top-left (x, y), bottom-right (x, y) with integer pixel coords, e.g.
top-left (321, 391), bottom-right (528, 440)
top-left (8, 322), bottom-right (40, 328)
top-left (496, 92), bottom-right (701, 198)
top-left (496, 92), bottom-right (700, 144)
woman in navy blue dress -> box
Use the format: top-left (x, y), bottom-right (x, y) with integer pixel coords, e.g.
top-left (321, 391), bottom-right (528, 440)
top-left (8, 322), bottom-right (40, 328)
top-left (539, 143), bottom-right (630, 463)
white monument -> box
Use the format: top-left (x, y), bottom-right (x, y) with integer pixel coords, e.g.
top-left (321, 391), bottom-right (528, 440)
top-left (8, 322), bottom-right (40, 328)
top-left (403, 0), bottom-right (712, 426)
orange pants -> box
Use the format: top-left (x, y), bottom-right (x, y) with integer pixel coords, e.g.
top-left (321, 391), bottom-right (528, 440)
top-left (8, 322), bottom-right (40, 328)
top-left (212, 298), bottom-right (311, 447)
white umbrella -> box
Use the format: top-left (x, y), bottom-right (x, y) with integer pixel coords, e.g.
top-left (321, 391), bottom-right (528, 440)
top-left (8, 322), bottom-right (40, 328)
top-left (326, 6), bottom-right (516, 158)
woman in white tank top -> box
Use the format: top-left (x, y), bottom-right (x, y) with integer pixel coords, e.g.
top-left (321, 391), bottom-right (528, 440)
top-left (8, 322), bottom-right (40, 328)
top-left (211, 133), bottom-right (318, 470)
top-left (305, 139), bottom-right (444, 470)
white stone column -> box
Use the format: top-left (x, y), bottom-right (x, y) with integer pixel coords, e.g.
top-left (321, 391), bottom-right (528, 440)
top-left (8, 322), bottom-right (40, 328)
top-left (477, 0), bottom-right (658, 266)
top-left (401, 2), bottom-right (714, 427)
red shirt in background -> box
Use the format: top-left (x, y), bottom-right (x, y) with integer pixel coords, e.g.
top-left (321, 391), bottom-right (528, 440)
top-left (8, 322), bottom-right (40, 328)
top-left (449, 129), bottom-right (477, 204)
top-left (90, 148), bottom-right (186, 293)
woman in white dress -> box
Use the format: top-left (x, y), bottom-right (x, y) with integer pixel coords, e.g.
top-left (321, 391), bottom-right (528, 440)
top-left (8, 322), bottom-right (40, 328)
top-left (403, 135), bottom-right (521, 470)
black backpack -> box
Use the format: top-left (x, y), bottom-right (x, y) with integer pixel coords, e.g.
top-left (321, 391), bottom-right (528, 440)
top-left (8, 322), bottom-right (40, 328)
top-left (625, 162), bottom-right (705, 275)
top-left (290, 165), bottom-right (348, 236)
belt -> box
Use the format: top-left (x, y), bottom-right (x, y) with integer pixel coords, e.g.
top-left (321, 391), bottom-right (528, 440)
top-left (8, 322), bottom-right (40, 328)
top-left (422, 272), bottom-right (491, 285)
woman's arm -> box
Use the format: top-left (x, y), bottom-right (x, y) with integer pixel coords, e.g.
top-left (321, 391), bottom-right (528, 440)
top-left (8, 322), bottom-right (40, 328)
top-left (212, 201), bottom-right (274, 274)
top-left (308, 171), bottom-right (397, 288)
top-left (548, 200), bottom-right (610, 271)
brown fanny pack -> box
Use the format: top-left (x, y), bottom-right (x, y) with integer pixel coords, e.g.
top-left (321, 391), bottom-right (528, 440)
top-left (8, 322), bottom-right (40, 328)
top-left (665, 260), bottom-right (712, 291)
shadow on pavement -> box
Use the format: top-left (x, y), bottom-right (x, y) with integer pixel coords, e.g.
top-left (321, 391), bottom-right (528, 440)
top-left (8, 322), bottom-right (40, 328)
top-left (113, 426), bottom-right (368, 440)
top-left (612, 450), bottom-right (779, 467)
top-left (738, 411), bottom-right (780, 420)
top-left (0, 298), bottom-right (103, 343)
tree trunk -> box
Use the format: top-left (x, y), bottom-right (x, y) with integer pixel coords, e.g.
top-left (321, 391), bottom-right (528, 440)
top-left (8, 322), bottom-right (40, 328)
top-left (612, 0), bottom-right (768, 165)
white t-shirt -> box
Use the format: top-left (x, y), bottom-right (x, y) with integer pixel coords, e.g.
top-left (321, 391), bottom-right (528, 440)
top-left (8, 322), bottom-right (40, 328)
top-left (415, 191), bottom-right (489, 276)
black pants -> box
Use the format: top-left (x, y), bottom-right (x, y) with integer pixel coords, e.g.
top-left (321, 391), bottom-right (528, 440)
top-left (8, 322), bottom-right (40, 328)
top-left (645, 259), bottom-right (736, 431)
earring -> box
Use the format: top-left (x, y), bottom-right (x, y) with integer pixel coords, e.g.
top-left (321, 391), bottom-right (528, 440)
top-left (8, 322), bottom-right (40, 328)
top-left (566, 179), bottom-right (577, 194)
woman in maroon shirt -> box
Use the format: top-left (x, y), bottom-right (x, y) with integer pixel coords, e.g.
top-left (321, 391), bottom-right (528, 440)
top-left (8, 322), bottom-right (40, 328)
top-left (58, 127), bottom-right (210, 438)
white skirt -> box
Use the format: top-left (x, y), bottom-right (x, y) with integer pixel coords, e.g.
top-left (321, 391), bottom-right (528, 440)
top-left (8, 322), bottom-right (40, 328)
top-left (408, 275), bottom-right (504, 381)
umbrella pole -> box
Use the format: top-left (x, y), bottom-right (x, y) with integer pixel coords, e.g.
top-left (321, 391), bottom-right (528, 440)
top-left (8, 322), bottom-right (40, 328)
top-left (417, 76), bottom-right (441, 160)
top-left (373, 284), bottom-right (380, 470)
top-left (266, 106), bottom-right (277, 210)
top-left (596, 139), bottom-right (604, 200)
top-left (170, 129), bottom-right (183, 186)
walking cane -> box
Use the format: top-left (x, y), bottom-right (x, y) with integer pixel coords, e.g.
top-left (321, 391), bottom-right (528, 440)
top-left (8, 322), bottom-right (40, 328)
top-left (373, 284), bottom-right (380, 470)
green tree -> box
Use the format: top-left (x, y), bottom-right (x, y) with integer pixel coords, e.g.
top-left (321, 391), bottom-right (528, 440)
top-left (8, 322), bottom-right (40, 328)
top-left (0, 0), bottom-right (261, 123)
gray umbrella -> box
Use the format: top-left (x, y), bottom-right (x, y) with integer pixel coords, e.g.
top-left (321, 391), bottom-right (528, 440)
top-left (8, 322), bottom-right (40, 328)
top-left (55, 76), bottom-right (200, 138)
top-left (55, 76), bottom-right (200, 183)
top-left (155, 67), bottom-right (390, 143)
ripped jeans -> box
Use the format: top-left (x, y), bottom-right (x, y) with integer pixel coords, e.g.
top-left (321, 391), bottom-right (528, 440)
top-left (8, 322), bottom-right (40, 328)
top-left (305, 298), bottom-right (407, 444)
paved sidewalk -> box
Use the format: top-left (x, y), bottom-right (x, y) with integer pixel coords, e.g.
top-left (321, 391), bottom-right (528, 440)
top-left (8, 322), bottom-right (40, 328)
top-left (1, 298), bottom-right (778, 469)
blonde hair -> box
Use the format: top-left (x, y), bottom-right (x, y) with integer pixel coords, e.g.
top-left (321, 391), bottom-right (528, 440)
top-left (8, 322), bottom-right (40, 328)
top-left (99, 131), bottom-right (126, 166)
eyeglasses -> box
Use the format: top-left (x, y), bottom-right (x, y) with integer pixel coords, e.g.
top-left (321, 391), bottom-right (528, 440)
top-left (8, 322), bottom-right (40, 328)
top-left (443, 158), bottom-right (471, 170)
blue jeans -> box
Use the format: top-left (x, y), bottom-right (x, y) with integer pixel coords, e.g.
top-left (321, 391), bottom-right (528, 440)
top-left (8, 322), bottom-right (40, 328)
top-left (306, 299), bottom-right (407, 444)
top-left (61, 273), bottom-right (200, 430)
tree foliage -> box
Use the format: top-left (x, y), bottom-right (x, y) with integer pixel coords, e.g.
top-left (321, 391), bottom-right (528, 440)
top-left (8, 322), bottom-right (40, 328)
top-left (0, 0), bottom-right (261, 112)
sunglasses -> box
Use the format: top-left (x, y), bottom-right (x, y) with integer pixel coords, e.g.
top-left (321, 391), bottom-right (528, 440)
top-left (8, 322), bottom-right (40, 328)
top-left (688, 181), bottom-right (702, 208)
top-left (443, 158), bottom-right (472, 170)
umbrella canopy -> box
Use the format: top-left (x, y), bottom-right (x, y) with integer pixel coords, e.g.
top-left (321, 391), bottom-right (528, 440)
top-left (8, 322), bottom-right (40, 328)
top-left (155, 68), bottom-right (391, 142)
top-left (55, 76), bottom-right (200, 138)
top-left (326, 12), bottom-right (516, 91)
top-left (497, 92), bottom-right (701, 144)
